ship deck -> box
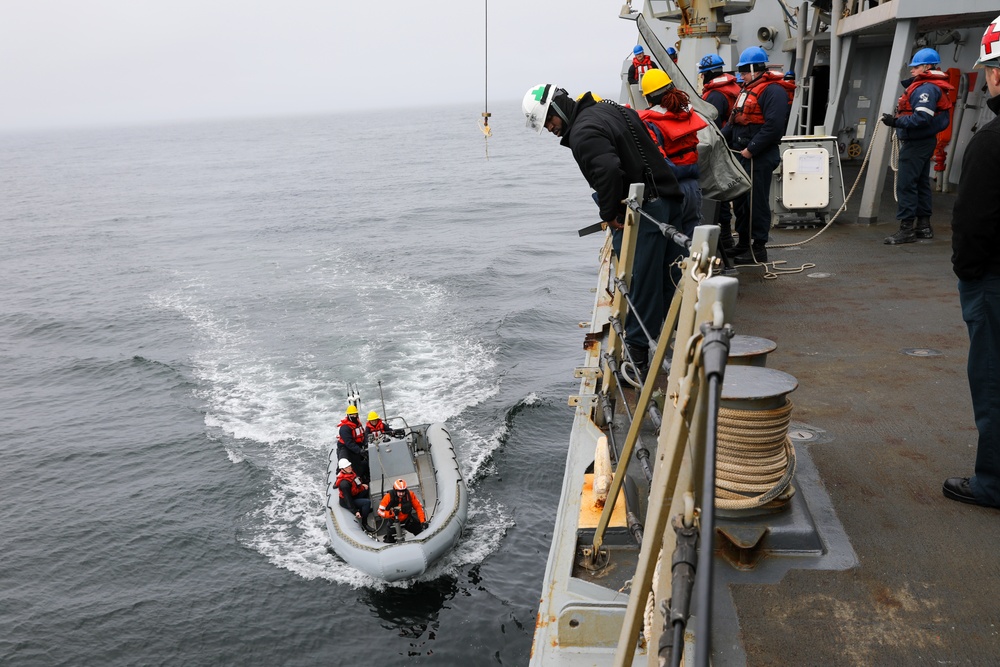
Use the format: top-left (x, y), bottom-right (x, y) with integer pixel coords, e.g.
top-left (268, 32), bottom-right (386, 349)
top-left (716, 162), bottom-right (1000, 665)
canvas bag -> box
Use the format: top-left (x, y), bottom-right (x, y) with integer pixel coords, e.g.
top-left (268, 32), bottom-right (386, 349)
top-left (695, 112), bottom-right (751, 202)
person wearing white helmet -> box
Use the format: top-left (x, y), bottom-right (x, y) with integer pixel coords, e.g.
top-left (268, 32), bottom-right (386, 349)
top-left (334, 458), bottom-right (371, 525)
top-left (627, 44), bottom-right (658, 85)
top-left (521, 83), bottom-right (687, 378)
top-left (880, 47), bottom-right (955, 244)
top-left (943, 15), bottom-right (1000, 509)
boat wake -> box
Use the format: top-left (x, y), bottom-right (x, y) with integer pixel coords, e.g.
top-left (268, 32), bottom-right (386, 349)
top-left (151, 266), bottom-right (515, 587)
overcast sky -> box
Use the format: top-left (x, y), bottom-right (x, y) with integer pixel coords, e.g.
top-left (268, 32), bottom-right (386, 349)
top-left (0, 1), bottom-right (641, 131)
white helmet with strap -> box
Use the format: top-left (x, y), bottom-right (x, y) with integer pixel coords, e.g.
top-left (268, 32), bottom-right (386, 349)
top-left (523, 83), bottom-right (563, 134)
top-left (979, 15), bottom-right (1000, 67)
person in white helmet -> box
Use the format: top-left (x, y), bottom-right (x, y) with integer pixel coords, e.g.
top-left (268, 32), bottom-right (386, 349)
top-left (521, 83), bottom-right (687, 378)
top-left (334, 458), bottom-right (372, 525)
top-left (943, 15), bottom-right (1000, 509)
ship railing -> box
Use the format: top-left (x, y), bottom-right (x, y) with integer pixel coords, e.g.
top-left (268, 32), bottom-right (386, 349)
top-left (587, 185), bottom-right (740, 665)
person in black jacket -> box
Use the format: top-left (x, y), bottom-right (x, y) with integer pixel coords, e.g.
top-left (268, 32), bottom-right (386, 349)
top-left (943, 17), bottom-right (1000, 508)
top-left (522, 83), bottom-right (686, 376)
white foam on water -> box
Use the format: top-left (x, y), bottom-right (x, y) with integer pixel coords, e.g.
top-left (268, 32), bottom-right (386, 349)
top-left (151, 265), bottom-right (515, 586)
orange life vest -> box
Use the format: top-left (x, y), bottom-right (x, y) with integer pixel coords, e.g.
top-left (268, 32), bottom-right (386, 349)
top-left (732, 71), bottom-right (795, 126)
top-left (632, 55), bottom-right (655, 80)
top-left (334, 470), bottom-right (366, 500)
top-left (637, 107), bottom-right (708, 166)
top-left (701, 73), bottom-right (741, 110)
top-left (896, 70), bottom-right (955, 117)
top-left (337, 417), bottom-right (365, 446)
top-left (378, 489), bottom-right (426, 523)
top-left (366, 420), bottom-right (386, 437)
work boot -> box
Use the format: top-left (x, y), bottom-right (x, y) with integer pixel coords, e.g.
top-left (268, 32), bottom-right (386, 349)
top-left (884, 220), bottom-right (916, 245)
top-left (734, 242), bottom-right (767, 265)
top-left (626, 345), bottom-right (649, 381)
top-left (914, 216), bottom-right (933, 239)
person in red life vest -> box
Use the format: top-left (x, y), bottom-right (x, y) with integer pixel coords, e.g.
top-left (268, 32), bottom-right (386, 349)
top-left (880, 48), bottom-right (955, 245)
top-left (699, 54), bottom-right (740, 130)
top-left (627, 45), bottom-right (659, 85)
top-left (722, 46), bottom-right (794, 265)
top-left (698, 54), bottom-right (742, 256)
top-left (336, 405), bottom-right (370, 483)
top-left (378, 479), bottom-right (427, 543)
top-left (365, 411), bottom-right (404, 442)
top-left (637, 69), bottom-right (708, 238)
top-left (334, 458), bottom-right (371, 526)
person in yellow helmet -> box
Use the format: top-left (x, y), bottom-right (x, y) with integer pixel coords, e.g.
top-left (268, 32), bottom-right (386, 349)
top-left (365, 410), bottom-right (392, 441)
top-left (336, 405), bottom-right (369, 483)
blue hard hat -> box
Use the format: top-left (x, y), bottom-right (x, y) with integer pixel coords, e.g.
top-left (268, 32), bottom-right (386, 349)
top-left (698, 54), bottom-right (725, 73)
top-left (667, 47), bottom-right (677, 56)
top-left (908, 47), bottom-right (940, 67)
top-left (633, 45), bottom-right (644, 56)
top-left (737, 46), bottom-right (769, 68)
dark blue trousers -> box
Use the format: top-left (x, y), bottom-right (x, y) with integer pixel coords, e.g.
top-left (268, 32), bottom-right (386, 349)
top-left (895, 135), bottom-right (937, 221)
top-left (612, 197), bottom-right (686, 351)
top-left (733, 147), bottom-right (780, 245)
top-left (959, 275), bottom-right (1000, 506)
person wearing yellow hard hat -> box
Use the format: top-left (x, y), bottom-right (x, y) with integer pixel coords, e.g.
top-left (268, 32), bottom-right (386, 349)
top-left (637, 69), bottom-right (708, 239)
top-left (365, 410), bottom-right (405, 442)
top-left (336, 404), bottom-right (370, 483)
top-left (942, 14), bottom-right (1000, 509)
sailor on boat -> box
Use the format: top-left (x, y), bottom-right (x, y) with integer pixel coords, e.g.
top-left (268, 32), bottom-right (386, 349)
top-left (336, 405), bottom-right (370, 483)
top-left (377, 479), bottom-right (427, 543)
top-left (334, 458), bottom-right (372, 526)
top-left (365, 410), bottom-right (403, 441)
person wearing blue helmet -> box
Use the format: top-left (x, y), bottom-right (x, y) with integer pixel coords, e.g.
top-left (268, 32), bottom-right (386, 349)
top-left (627, 44), bottom-right (659, 85)
top-left (880, 47), bottom-right (955, 244)
top-left (698, 53), bottom-right (742, 255)
top-left (723, 46), bottom-right (794, 264)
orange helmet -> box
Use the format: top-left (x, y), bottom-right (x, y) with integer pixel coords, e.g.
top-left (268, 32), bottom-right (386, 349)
top-left (393, 479), bottom-right (407, 491)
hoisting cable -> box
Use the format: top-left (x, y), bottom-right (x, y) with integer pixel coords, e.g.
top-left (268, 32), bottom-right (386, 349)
top-left (609, 314), bottom-right (664, 433)
top-left (477, 0), bottom-right (492, 158)
top-left (602, 351), bottom-right (654, 483)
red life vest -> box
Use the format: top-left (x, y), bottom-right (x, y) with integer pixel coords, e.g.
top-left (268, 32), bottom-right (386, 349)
top-left (334, 469), bottom-right (366, 500)
top-left (632, 55), bottom-right (655, 80)
top-left (896, 71), bottom-right (955, 117)
top-left (637, 106), bottom-right (708, 166)
top-left (337, 417), bottom-right (365, 446)
top-left (701, 73), bottom-right (741, 111)
top-left (731, 71), bottom-right (795, 126)
top-left (366, 420), bottom-right (386, 437)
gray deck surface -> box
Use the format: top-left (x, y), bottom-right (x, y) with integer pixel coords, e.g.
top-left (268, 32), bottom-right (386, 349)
top-left (727, 165), bottom-right (1000, 665)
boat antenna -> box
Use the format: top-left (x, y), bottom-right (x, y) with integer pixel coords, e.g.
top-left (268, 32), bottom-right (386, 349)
top-left (478, 0), bottom-right (492, 158)
top-left (377, 380), bottom-right (388, 422)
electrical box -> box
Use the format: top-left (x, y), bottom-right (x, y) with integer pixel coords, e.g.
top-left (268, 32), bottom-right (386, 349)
top-left (770, 135), bottom-right (846, 228)
top-left (780, 147), bottom-right (829, 209)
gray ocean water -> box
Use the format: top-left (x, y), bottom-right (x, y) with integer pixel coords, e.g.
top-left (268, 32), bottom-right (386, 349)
top-left (0, 103), bottom-right (612, 665)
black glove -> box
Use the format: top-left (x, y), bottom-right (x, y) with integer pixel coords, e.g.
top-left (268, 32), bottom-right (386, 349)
top-left (880, 113), bottom-right (896, 127)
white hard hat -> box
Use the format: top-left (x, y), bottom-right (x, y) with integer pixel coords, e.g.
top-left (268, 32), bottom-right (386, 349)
top-left (977, 15), bottom-right (1000, 68)
top-left (338, 458), bottom-right (352, 469)
top-left (523, 83), bottom-right (558, 134)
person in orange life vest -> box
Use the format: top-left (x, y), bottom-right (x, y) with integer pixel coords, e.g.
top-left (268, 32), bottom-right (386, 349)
top-left (698, 54), bottom-right (742, 254)
top-left (627, 45), bottom-right (659, 85)
top-left (722, 46), bottom-right (794, 265)
top-left (335, 458), bottom-right (371, 525)
top-left (378, 478), bottom-right (426, 542)
top-left (365, 411), bottom-right (404, 442)
top-left (637, 69), bottom-right (708, 238)
top-left (880, 48), bottom-right (955, 245)
top-left (336, 405), bottom-right (370, 483)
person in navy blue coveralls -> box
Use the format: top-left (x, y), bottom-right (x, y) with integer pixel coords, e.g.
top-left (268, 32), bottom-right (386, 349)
top-left (722, 47), bottom-right (794, 264)
top-left (881, 48), bottom-right (954, 244)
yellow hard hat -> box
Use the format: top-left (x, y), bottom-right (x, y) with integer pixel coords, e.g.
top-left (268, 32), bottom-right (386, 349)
top-left (346, 405), bottom-right (358, 415)
top-left (368, 411), bottom-right (380, 421)
top-left (640, 69), bottom-right (673, 97)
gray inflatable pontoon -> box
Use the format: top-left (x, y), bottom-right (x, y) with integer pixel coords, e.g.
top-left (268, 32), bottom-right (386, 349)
top-left (325, 421), bottom-right (468, 582)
